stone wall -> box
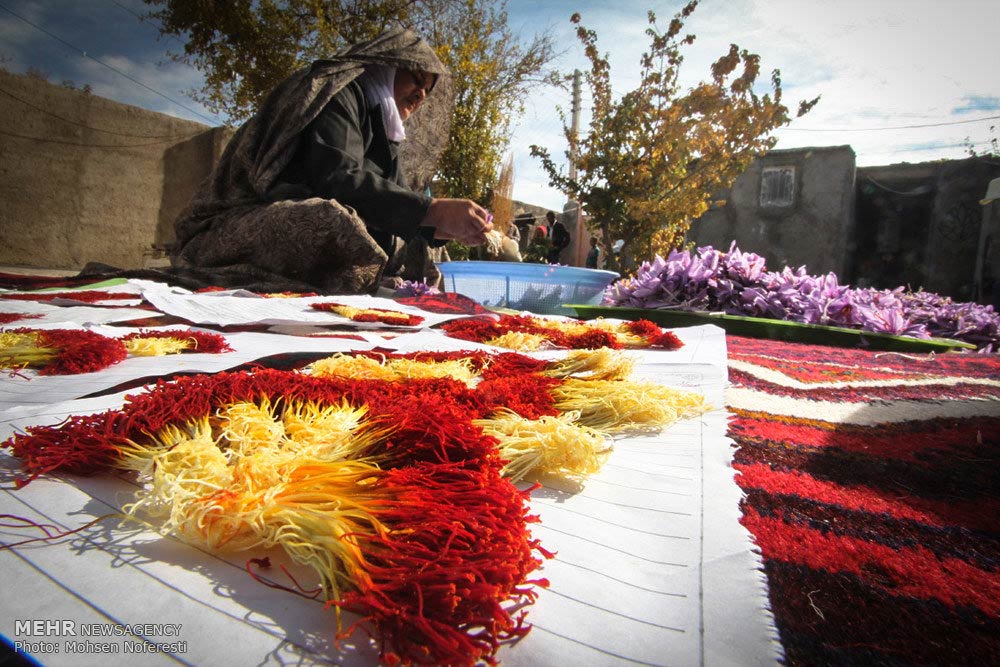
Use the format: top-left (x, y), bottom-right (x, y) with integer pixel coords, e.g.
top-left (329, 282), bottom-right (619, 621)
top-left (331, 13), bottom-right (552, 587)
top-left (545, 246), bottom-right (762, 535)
top-left (0, 70), bottom-right (229, 271)
top-left (688, 145), bottom-right (857, 277)
top-left (856, 158), bottom-right (1000, 300)
top-left (976, 193), bottom-right (1000, 309)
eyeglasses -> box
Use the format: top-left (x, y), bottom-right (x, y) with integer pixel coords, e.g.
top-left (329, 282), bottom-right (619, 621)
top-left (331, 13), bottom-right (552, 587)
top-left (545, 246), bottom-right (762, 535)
top-left (399, 68), bottom-right (435, 96)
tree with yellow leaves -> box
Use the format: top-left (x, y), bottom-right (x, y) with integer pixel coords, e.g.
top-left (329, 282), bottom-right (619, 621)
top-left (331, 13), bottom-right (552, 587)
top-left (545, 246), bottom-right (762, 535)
top-left (427, 0), bottom-right (556, 203)
top-left (530, 1), bottom-right (818, 268)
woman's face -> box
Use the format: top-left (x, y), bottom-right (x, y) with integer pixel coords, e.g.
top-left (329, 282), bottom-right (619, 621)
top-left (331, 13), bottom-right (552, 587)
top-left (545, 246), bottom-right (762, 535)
top-left (394, 69), bottom-right (435, 120)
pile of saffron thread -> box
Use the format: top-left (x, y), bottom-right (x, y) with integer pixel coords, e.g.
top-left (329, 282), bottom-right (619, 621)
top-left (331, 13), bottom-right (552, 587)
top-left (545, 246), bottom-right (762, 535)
top-left (1, 328), bottom-right (232, 375)
top-left (120, 329), bottom-right (233, 356)
top-left (0, 328), bottom-right (127, 375)
top-left (311, 302), bottom-right (425, 327)
top-left (0, 289), bottom-right (140, 303)
top-left (5, 369), bottom-right (545, 665)
top-left (442, 314), bottom-right (684, 351)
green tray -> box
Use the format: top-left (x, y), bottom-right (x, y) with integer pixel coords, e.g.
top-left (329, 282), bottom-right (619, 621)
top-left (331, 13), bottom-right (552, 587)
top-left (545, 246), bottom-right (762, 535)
top-left (566, 305), bottom-right (977, 353)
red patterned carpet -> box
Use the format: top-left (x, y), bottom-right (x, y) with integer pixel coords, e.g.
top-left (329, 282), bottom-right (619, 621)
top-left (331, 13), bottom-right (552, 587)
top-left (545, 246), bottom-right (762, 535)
top-left (726, 336), bottom-right (1000, 665)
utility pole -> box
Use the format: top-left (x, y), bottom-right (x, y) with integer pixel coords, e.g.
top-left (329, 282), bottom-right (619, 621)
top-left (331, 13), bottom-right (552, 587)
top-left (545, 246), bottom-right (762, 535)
top-left (566, 69), bottom-right (584, 265)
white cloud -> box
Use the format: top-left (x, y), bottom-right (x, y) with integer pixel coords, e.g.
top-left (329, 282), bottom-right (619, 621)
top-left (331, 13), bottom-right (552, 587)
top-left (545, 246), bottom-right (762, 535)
top-left (0, 0), bottom-right (221, 125)
top-left (73, 53), bottom-right (221, 125)
top-left (0, 1), bottom-right (52, 71)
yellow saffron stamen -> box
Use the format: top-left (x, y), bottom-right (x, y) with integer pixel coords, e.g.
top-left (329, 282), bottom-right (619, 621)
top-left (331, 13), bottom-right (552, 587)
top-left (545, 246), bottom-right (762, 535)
top-left (123, 337), bottom-right (194, 356)
top-left (485, 331), bottom-right (550, 351)
top-left (117, 396), bottom-right (394, 603)
top-left (216, 399), bottom-right (285, 456)
top-left (120, 419), bottom-right (239, 546)
top-left (0, 331), bottom-right (55, 368)
top-left (474, 409), bottom-right (611, 482)
top-left (282, 400), bottom-right (391, 462)
top-left (309, 353), bottom-right (478, 384)
top-left (542, 348), bottom-right (637, 381)
top-left (551, 378), bottom-right (711, 433)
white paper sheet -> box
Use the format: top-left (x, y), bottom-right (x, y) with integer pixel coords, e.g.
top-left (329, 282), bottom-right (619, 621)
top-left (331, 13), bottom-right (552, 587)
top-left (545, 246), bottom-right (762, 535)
top-left (1, 278), bottom-right (146, 307)
top-left (0, 324), bottom-right (778, 666)
top-left (139, 283), bottom-right (467, 329)
top-left (0, 300), bottom-right (158, 326)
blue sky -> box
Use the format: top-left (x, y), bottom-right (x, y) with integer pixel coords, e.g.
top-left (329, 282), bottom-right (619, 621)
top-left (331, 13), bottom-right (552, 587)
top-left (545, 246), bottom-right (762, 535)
top-left (2, 0), bottom-right (998, 211)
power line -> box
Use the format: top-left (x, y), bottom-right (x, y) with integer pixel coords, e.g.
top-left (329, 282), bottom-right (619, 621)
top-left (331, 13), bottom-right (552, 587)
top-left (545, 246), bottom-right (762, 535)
top-left (548, 77), bottom-right (998, 134)
top-left (786, 114), bottom-right (1000, 132)
top-left (108, 0), bottom-right (145, 21)
top-left (0, 0), bottom-right (218, 124)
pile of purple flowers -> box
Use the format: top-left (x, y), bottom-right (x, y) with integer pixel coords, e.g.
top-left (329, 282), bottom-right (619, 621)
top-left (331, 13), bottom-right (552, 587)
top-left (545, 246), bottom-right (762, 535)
top-left (604, 243), bottom-right (1000, 352)
top-left (393, 279), bottom-right (441, 298)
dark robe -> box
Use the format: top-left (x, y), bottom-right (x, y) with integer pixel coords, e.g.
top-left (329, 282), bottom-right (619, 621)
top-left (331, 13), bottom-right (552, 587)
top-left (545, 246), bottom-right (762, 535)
top-left (169, 29), bottom-right (450, 295)
top-left (274, 80), bottom-right (438, 256)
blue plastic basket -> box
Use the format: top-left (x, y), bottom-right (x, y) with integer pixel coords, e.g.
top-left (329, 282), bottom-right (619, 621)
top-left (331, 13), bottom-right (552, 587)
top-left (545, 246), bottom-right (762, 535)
top-left (437, 261), bottom-right (620, 315)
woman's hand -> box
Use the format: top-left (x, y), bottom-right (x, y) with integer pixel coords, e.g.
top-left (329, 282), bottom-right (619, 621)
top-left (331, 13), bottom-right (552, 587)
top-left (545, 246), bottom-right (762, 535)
top-left (422, 199), bottom-right (494, 245)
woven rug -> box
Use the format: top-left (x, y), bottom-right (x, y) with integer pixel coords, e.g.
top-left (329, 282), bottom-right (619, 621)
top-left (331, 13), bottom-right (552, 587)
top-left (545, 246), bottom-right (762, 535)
top-left (726, 335), bottom-right (1000, 665)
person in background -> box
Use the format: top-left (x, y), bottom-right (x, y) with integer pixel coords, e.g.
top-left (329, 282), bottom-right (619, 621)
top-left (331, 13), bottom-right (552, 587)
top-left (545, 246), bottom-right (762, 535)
top-left (547, 211), bottom-right (571, 264)
top-left (506, 219), bottom-right (521, 245)
top-left (585, 236), bottom-right (601, 269)
top-left (523, 225), bottom-right (551, 264)
top-left (512, 212), bottom-right (535, 252)
top-left (171, 29), bottom-right (492, 295)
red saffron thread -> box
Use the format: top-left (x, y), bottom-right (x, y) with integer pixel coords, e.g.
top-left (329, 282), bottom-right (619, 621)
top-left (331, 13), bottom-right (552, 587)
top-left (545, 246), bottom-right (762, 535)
top-left (0, 312), bottom-right (43, 324)
top-left (0, 513), bottom-right (120, 550)
top-left (311, 302), bottom-right (424, 327)
top-left (120, 329), bottom-right (233, 353)
top-left (2, 328), bottom-right (128, 375)
top-left (3, 366), bottom-right (556, 665)
top-left (245, 557), bottom-right (322, 600)
top-left (0, 290), bottom-right (138, 303)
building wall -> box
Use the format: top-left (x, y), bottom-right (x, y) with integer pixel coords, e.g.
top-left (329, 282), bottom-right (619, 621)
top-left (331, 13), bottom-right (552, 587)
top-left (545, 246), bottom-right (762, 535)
top-left (975, 196), bottom-right (1000, 309)
top-left (924, 159), bottom-right (1000, 300)
top-left (856, 158), bottom-right (1000, 301)
top-left (688, 145), bottom-right (857, 277)
top-left (0, 70), bottom-right (229, 271)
